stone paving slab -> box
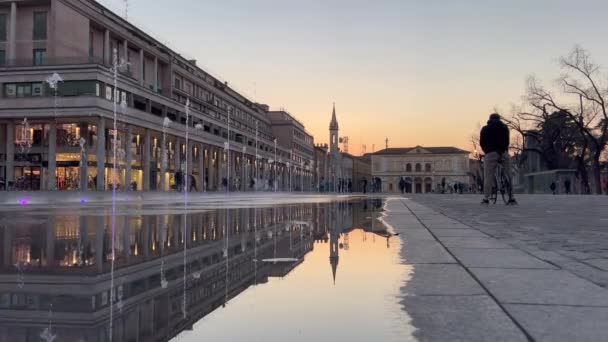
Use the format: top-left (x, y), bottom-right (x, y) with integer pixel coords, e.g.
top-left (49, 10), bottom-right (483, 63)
top-left (449, 248), bottom-right (557, 269)
top-left (386, 196), bottom-right (608, 340)
top-left (401, 296), bottom-right (528, 342)
top-left (437, 236), bottom-right (513, 249)
top-left (401, 264), bottom-right (485, 296)
top-left (470, 268), bottom-right (608, 306)
top-left (505, 304), bottom-right (608, 342)
top-left (400, 240), bottom-right (457, 264)
top-left (429, 228), bottom-right (489, 238)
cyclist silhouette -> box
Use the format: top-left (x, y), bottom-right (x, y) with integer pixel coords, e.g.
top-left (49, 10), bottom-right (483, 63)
top-left (480, 113), bottom-right (517, 205)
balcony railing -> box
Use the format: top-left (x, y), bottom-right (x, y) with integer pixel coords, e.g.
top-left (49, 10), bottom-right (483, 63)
top-left (1, 56), bottom-right (107, 68)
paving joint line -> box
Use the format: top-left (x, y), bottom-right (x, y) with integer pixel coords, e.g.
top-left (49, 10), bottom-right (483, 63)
top-left (398, 198), bottom-right (536, 342)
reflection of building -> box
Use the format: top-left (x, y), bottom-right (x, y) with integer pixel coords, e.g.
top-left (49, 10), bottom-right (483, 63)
top-left (371, 146), bottom-right (470, 193)
top-left (0, 198), bottom-right (389, 342)
top-left (0, 0), bottom-right (309, 193)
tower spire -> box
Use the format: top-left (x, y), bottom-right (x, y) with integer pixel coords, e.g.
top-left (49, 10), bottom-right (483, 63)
top-left (330, 103), bottom-right (339, 131)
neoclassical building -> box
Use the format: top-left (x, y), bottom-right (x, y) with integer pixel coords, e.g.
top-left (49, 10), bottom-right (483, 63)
top-left (371, 146), bottom-right (470, 193)
top-left (0, 0), bottom-right (313, 192)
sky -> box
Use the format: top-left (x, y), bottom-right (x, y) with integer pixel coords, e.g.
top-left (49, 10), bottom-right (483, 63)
top-left (101, 0), bottom-right (608, 155)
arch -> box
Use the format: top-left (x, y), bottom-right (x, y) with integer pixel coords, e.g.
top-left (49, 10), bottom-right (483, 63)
top-left (405, 177), bottom-right (413, 193)
top-left (424, 177), bottom-right (433, 193)
top-left (406, 163), bottom-right (412, 172)
top-left (415, 163), bottom-right (422, 172)
top-left (414, 177), bottom-right (423, 193)
top-left (425, 163), bottom-right (432, 172)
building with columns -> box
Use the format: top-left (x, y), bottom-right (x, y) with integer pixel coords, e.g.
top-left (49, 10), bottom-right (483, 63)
top-left (0, 0), bottom-right (309, 192)
top-left (371, 146), bottom-right (471, 193)
top-left (265, 107), bottom-right (315, 191)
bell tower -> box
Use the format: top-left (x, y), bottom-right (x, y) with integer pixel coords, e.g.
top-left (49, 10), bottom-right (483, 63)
top-left (329, 103), bottom-right (339, 156)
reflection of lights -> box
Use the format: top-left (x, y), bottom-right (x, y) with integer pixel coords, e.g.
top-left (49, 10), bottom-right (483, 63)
top-left (80, 198), bottom-right (87, 203)
top-left (19, 199), bottom-right (29, 205)
top-left (134, 243), bottom-right (139, 256)
top-left (152, 241), bottom-right (156, 251)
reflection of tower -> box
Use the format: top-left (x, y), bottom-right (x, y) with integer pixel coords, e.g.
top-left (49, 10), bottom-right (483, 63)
top-left (329, 203), bottom-right (340, 284)
top-left (330, 228), bottom-right (339, 285)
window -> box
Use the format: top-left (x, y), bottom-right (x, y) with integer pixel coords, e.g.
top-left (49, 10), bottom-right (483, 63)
top-left (32, 83), bottom-right (43, 96)
top-left (33, 12), bottom-right (47, 40)
top-left (0, 50), bottom-right (5, 66)
top-left (5, 84), bottom-right (16, 97)
top-left (425, 163), bottom-right (432, 172)
top-left (415, 163), bottom-right (422, 172)
top-left (16, 84), bottom-right (32, 98)
top-left (33, 49), bottom-right (46, 65)
top-left (0, 14), bottom-right (6, 41)
top-left (174, 78), bottom-right (181, 89)
top-left (406, 163), bottom-right (412, 172)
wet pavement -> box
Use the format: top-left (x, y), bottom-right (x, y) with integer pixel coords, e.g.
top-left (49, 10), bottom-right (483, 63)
top-left (2, 193), bottom-right (606, 341)
top-left (0, 195), bottom-right (415, 342)
top-left (391, 195), bottom-right (608, 342)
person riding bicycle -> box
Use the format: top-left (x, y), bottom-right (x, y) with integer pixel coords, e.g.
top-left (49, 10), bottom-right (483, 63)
top-left (480, 113), bottom-right (517, 205)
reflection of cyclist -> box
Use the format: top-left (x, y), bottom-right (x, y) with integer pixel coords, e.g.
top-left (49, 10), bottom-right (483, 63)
top-left (480, 113), bottom-right (517, 205)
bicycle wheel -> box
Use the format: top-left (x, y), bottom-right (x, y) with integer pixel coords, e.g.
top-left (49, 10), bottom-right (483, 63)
top-left (500, 172), bottom-right (512, 205)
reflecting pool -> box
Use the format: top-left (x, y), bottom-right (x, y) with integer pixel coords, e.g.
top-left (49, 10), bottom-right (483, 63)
top-left (0, 198), bottom-right (414, 342)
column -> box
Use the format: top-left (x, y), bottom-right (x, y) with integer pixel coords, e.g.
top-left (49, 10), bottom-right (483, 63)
top-left (198, 143), bottom-right (205, 192)
top-left (153, 57), bottom-right (158, 93)
top-left (143, 129), bottom-right (151, 191)
top-left (3, 225), bottom-right (11, 266)
top-left (122, 40), bottom-right (128, 65)
top-left (210, 147), bottom-right (216, 190)
top-left (95, 216), bottom-right (104, 273)
top-left (174, 138), bottom-right (182, 171)
top-left (187, 141), bottom-right (193, 179)
top-left (8, 2), bottom-right (16, 63)
top-left (142, 216), bottom-right (150, 260)
top-left (159, 133), bottom-right (166, 192)
top-left (139, 49), bottom-right (145, 86)
top-left (96, 118), bottom-right (106, 191)
top-left (6, 122), bottom-right (14, 187)
top-left (79, 123), bottom-right (88, 191)
top-left (104, 29), bottom-right (111, 65)
top-left (125, 125), bottom-right (133, 191)
top-left (45, 217), bottom-right (55, 267)
top-left (123, 216), bottom-right (131, 263)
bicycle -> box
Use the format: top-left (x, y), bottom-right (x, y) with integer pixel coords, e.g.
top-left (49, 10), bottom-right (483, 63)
top-left (490, 158), bottom-right (513, 205)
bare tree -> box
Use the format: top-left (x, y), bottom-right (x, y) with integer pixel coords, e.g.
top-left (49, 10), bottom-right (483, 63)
top-left (522, 46), bottom-right (607, 194)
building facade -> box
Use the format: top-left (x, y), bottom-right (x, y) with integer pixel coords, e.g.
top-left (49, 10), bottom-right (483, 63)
top-left (371, 146), bottom-right (470, 193)
top-left (0, 0), bottom-right (307, 192)
top-left (265, 108), bottom-right (314, 191)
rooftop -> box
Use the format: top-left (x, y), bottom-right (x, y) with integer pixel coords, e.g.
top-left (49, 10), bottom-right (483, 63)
top-left (373, 146), bottom-right (470, 155)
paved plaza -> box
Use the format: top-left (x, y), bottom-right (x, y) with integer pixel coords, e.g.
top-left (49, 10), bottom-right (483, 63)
top-left (385, 194), bottom-right (608, 341)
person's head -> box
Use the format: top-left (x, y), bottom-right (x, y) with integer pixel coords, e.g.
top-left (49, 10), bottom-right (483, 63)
top-left (488, 113), bottom-right (502, 124)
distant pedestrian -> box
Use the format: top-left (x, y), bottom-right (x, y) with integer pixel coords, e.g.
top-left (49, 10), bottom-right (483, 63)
top-left (175, 170), bottom-right (183, 192)
top-left (565, 179), bottom-right (571, 195)
top-left (362, 178), bottom-right (368, 194)
top-left (348, 180), bottom-right (353, 193)
top-left (189, 175), bottom-right (197, 192)
top-left (550, 181), bottom-right (557, 195)
top-left (222, 177), bottom-right (228, 190)
top-left (453, 183), bottom-right (458, 194)
top-left (399, 177), bottom-right (406, 194)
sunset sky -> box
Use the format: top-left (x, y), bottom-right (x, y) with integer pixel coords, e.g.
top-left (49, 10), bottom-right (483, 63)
top-left (102, 0), bottom-right (608, 155)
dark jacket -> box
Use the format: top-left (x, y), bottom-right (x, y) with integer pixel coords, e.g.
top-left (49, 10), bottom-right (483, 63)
top-left (480, 118), bottom-right (509, 154)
